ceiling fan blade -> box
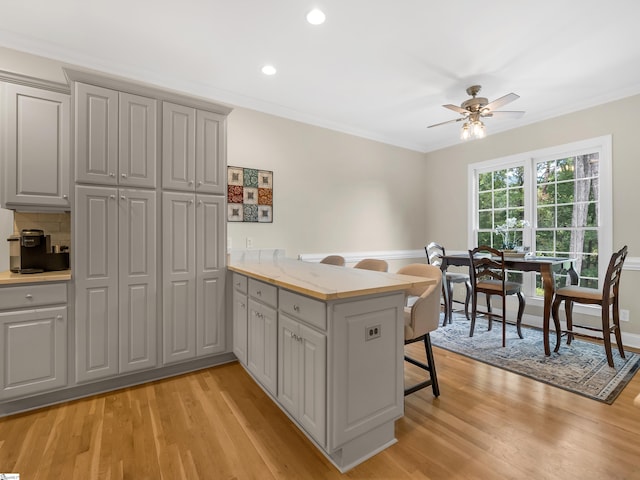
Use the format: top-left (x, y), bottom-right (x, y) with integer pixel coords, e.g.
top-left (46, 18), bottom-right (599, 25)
top-left (483, 93), bottom-right (520, 112)
top-left (483, 110), bottom-right (525, 119)
top-left (443, 104), bottom-right (469, 115)
top-left (427, 117), bottom-right (464, 128)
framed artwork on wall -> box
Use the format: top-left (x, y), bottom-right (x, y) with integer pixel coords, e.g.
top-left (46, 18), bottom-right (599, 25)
top-left (227, 166), bottom-right (273, 223)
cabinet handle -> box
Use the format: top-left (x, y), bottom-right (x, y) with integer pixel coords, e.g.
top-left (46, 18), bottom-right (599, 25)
top-left (189, 180), bottom-right (194, 185)
top-left (121, 173), bottom-right (127, 178)
top-left (240, 302), bottom-right (245, 308)
top-left (109, 172), bottom-right (115, 177)
top-left (25, 294), bottom-right (33, 299)
top-left (198, 181), bottom-right (203, 186)
top-left (256, 290), bottom-right (262, 296)
top-left (63, 194), bottom-right (68, 199)
top-left (293, 304), bottom-right (300, 312)
top-left (56, 315), bottom-right (63, 321)
top-left (120, 195), bottom-right (126, 200)
top-left (109, 195), bottom-right (116, 200)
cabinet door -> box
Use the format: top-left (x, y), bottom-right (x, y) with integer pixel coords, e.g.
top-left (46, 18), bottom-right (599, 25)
top-left (247, 299), bottom-right (277, 396)
top-left (195, 110), bottom-right (226, 194)
top-left (278, 314), bottom-right (300, 416)
top-left (278, 314), bottom-right (326, 446)
top-left (195, 194), bottom-right (226, 356)
top-left (298, 323), bottom-right (326, 445)
top-left (232, 289), bottom-right (248, 365)
top-left (118, 189), bottom-right (157, 373)
top-left (162, 102), bottom-right (195, 191)
top-left (119, 93), bottom-right (157, 188)
top-left (0, 306), bottom-right (67, 400)
top-left (162, 191), bottom-right (196, 364)
top-left (75, 185), bottom-right (119, 382)
top-left (3, 82), bottom-right (70, 208)
top-left (75, 82), bottom-right (118, 185)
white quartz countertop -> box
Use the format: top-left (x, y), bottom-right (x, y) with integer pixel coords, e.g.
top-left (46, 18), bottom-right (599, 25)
top-left (0, 269), bottom-right (72, 285)
top-left (228, 258), bottom-right (435, 300)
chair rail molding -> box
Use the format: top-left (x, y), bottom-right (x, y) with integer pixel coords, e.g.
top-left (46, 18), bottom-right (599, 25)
top-left (298, 249), bottom-right (425, 264)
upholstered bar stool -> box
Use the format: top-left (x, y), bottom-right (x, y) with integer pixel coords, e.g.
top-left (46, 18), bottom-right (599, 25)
top-left (397, 263), bottom-right (443, 397)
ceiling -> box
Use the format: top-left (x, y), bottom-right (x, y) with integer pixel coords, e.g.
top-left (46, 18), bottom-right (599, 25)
top-left (2, 1), bottom-right (640, 153)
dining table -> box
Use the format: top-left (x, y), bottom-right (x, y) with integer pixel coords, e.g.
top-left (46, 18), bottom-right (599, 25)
top-left (440, 253), bottom-right (578, 356)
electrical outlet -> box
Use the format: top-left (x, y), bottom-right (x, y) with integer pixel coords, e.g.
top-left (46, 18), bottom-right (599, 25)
top-left (366, 325), bottom-right (381, 341)
top-left (620, 309), bottom-right (630, 322)
top-left (246, 237), bottom-right (253, 248)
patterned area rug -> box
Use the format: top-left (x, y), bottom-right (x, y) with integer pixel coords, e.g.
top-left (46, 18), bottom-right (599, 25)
top-left (430, 314), bottom-right (640, 404)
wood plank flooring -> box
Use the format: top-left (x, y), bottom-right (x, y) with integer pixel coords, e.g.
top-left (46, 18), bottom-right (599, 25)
top-left (1, 342), bottom-right (640, 479)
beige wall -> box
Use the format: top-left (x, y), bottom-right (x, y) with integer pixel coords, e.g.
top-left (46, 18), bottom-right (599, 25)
top-left (226, 107), bottom-right (427, 257)
top-left (425, 96), bottom-right (640, 339)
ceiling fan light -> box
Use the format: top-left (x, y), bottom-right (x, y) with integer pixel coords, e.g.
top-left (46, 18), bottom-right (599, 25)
top-left (460, 123), bottom-right (471, 140)
top-left (473, 121), bottom-right (486, 138)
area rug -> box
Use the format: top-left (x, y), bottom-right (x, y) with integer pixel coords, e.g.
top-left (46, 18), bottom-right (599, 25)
top-left (430, 314), bottom-right (640, 404)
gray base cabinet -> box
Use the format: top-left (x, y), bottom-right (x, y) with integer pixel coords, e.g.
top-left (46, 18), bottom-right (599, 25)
top-left (232, 274), bottom-right (248, 365)
top-left (232, 270), bottom-right (405, 473)
top-left (0, 284), bottom-right (68, 400)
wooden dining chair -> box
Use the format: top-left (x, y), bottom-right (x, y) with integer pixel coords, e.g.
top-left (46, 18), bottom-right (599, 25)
top-left (426, 242), bottom-right (472, 325)
top-left (397, 263), bottom-right (442, 397)
top-left (551, 245), bottom-right (628, 367)
top-left (319, 255), bottom-right (345, 266)
top-left (468, 245), bottom-right (525, 347)
top-left (353, 258), bottom-right (388, 272)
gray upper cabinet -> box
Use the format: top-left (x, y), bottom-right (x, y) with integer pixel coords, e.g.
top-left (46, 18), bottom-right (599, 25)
top-left (163, 102), bottom-right (226, 194)
top-left (1, 82), bottom-right (70, 209)
top-left (75, 82), bottom-right (157, 188)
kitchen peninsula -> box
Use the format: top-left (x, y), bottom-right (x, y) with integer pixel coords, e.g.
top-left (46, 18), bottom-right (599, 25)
top-left (228, 257), bottom-right (435, 472)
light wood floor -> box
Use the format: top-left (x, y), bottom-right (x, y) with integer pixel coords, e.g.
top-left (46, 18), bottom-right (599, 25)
top-left (1, 342), bottom-right (640, 480)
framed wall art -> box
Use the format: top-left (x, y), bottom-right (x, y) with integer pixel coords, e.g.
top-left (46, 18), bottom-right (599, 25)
top-left (227, 166), bottom-right (273, 223)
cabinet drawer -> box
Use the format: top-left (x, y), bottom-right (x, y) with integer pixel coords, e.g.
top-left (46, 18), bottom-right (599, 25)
top-left (0, 283), bottom-right (67, 310)
top-left (232, 273), bottom-right (248, 294)
top-left (248, 279), bottom-right (277, 308)
top-left (279, 289), bottom-right (327, 331)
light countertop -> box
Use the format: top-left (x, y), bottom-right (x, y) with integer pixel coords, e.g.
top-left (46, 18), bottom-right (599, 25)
top-left (228, 258), bottom-right (435, 301)
top-left (0, 270), bottom-right (72, 285)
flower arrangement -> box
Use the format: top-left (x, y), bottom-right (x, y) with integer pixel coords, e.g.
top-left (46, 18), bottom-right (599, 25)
top-left (495, 217), bottom-right (530, 250)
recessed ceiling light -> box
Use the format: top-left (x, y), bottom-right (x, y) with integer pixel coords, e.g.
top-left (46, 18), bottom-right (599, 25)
top-left (306, 8), bottom-right (326, 25)
top-left (261, 65), bottom-right (277, 76)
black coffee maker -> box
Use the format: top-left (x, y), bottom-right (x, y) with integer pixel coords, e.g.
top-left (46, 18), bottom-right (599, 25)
top-left (7, 229), bottom-right (69, 273)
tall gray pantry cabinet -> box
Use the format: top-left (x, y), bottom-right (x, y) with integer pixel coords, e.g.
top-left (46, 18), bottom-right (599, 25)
top-left (69, 69), bottom-right (231, 387)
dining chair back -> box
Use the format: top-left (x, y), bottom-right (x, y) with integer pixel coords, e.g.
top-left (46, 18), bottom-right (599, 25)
top-left (319, 255), bottom-right (345, 266)
top-left (551, 245), bottom-right (628, 367)
top-left (353, 258), bottom-right (388, 272)
top-left (468, 245), bottom-right (525, 347)
top-left (425, 242), bottom-right (471, 325)
top-left (397, 263), bottom-right (442, 397)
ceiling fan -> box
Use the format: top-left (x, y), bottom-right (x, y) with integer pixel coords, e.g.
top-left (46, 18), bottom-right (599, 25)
top-left (428, 85), bottom-right (524, 139)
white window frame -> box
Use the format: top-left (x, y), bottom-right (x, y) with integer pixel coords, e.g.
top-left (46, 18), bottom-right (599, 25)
top-left (467, 135), bottom-right (612, 305)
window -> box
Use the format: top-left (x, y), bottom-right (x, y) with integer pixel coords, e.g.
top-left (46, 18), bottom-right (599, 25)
top-left (468, 136), bottom-right (612, 298)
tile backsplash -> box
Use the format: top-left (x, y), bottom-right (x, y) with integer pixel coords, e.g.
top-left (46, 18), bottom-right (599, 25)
top-left (13, 212), bottom-right (71, 250)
